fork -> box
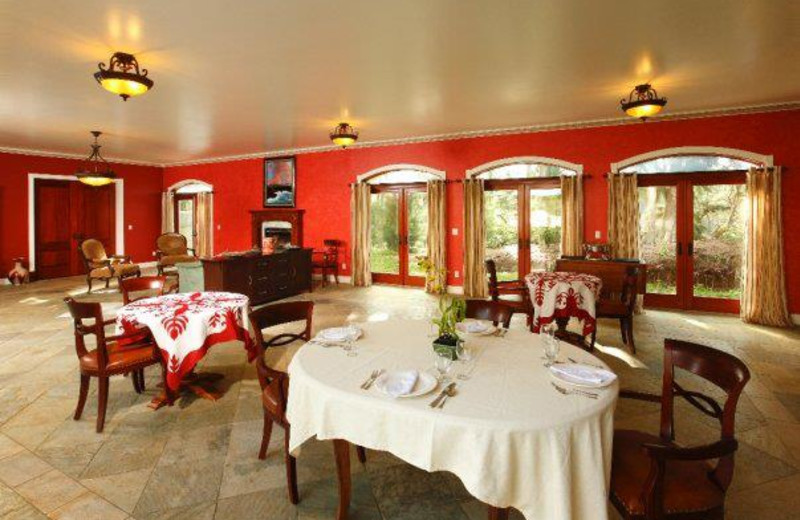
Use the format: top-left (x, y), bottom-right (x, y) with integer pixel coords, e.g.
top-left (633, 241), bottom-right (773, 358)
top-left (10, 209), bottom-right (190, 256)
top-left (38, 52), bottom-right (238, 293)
top-left (551, 382), bottom-right (598, 399)
top-left (360, 369), bottom-right (383, 390)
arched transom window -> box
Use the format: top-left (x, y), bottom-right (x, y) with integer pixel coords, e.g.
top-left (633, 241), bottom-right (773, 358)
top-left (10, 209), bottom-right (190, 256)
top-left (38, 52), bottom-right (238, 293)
top-left (620, 155), bottom-right (758, 174)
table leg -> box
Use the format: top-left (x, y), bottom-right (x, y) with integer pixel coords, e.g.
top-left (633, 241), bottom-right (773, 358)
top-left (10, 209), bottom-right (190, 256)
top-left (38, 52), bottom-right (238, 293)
top-left (147, 370), bottom-right (226, 410)
top-left (333, 439), bottom-right (351, 520)
top-left (488, 506), bottom-right (509, 520)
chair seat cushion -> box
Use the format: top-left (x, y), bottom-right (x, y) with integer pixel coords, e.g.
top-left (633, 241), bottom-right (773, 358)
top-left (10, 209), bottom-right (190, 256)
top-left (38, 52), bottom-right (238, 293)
top-left (112, 263), bottom-right (141, 277)
top-left (611, 430), bottom-right (724, 518)
top-left (597, 300), bottom-right (629, 317)
top-left (79, 341), bottom-right (158, 374)
top-left (159, 254), bottom-right (197, 266)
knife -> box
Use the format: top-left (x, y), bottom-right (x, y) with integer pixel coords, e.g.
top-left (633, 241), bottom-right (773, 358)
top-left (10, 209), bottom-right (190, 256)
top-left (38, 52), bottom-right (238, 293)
top-left (429, 382), bottom-right (455, 408)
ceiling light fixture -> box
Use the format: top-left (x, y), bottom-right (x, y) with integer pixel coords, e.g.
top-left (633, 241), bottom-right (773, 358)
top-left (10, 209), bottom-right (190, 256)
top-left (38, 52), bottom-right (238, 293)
top-left (95, 52), bottom-right (153, 101)
top-left (620, 83), bottom-right (667, 121)
top-left (76, 131), bottom-right (116, 187)
top-left (330, 122), bottom-right (359, 148)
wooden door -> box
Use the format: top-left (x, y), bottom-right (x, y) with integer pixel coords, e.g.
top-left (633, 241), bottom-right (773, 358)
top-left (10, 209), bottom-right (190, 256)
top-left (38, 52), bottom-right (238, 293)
top-left (34, 179), bottom-right (116, 280)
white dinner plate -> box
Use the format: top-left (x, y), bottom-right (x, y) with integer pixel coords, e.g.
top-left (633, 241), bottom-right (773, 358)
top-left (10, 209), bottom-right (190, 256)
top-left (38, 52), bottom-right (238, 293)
top-left (549, 363), bottom-right (617, 389)
top-left (318, 325), bottom-right (362, 342)
top-left (374, 371), bottom-right (438, 398)
top-left (456, 320), bottom-right (497, 336)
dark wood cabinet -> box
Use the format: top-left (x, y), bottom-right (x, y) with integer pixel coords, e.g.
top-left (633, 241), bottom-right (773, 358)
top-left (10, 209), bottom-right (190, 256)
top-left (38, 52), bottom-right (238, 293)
top-left (201, 248), bottom-right (312, 305)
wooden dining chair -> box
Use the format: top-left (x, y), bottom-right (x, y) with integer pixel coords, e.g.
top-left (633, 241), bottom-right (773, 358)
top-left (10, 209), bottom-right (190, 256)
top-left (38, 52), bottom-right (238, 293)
top-left (465, 300), bottom-right (513, 329)
top-left (120, 275), bottom-right (170, 304)
top-left (485, 259), bottom-right (533, 330)
top-left (64, 297), bottom-right (161, 432)
top-left (610, 339), bottom-right (750, 520)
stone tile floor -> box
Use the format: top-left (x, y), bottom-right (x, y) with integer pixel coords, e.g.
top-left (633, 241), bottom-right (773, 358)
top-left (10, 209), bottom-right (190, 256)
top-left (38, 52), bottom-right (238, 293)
top-left (0, 273), bottom-right (799, 519)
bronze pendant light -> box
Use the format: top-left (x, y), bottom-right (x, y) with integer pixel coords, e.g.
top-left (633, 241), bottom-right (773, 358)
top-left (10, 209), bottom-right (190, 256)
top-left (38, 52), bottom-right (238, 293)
top-left (620, 83), bottom-right (667, 121)
top-left (76, 131), bottom-right (116, 187)
top-left (330, 122), bottom-right (359, 148)
top-left (95, 52), bottom-right (154, 101)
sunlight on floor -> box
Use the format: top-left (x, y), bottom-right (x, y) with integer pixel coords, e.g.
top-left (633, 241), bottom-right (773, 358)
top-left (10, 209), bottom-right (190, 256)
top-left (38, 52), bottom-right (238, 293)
top-left (594, 343), bottom-right (647, 368)
top-left (681, 317), bottom-right (712, 330)
top-left (19, 297), bottom-right (49, 305)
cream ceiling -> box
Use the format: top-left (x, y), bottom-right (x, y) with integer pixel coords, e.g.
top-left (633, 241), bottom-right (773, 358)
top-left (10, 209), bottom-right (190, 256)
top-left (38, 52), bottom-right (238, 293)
top-left (1, 0), bottom-right (799, 165)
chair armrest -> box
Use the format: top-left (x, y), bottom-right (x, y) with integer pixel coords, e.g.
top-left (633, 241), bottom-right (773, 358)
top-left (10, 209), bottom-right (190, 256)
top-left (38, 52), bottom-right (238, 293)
top-left (619, 390), bottom-right (662, 402)
top-left (110, 254), bottom-right (132, 263)
top-left (88, 258), bottom-right (112, 269)
top-left (642, 439), bottom-right (738, 461)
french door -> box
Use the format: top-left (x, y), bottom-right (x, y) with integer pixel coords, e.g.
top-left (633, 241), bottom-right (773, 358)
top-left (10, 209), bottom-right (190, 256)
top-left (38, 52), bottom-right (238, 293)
top-left (173, 193), bottom-right (197, 250)
top-left (369, 184), bottom-right (428, 286)
top-left (638, 171), bottom-right (746, 313)
top-left (484, 178), bottom-right (562, 281)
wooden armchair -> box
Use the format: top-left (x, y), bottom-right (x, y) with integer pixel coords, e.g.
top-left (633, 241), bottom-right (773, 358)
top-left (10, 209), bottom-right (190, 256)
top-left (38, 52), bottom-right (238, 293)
top-left (120, 276), bottom-right (171, 305)
top-left (465, 300), bottom-right (513, 329)
top-left (64, 297), bottom-right (161, 432)
top-left (311, 239), bottom-right (342, 287)
top-left (485, 259), bottom-right (533, 329)
top-left (610, 339), bottom-right (750, 520)
top-left (156, 232), bottom-right (198, 276)
top-left (79, 238), bottom-right (141, 293)
top-left (555, 258), bottom-right (644, 352)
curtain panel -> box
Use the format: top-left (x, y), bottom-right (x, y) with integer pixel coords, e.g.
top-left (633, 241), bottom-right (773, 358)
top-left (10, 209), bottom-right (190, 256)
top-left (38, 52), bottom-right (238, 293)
top-left (426, 180), bottom-right (447, 294)
top-left (161, 191), bottom-right (175, 234)
top-left (607, 173), bottom-right (640, 259)
top-left (351, 183), bottom-right (372, 287)
top-left (195, 192), bottom-right (213, 258)
top-left (463, 179), bottom-right (487, 298)
top-left (560, 174), bottom-right (584, 257)
top-left (741, 166), bottom-right (792, 327)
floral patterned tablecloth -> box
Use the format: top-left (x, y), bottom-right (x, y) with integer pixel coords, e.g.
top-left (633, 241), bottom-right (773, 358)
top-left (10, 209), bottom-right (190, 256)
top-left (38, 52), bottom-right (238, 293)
top-left (525, 271), bottom-right (603, 335)
top-left (116, 292), bottom-right (255, 390)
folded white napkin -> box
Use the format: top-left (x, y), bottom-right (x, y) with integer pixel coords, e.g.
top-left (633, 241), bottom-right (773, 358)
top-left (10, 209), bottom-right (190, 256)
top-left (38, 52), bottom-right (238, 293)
top-left (378, 370), bottom-right (419, 397)
top-left (549, 364), bottom-right (616, 385)
top-left (458, 320), bottom-right (489, 333)
top-left (317, 325), bottom-right (362, 342)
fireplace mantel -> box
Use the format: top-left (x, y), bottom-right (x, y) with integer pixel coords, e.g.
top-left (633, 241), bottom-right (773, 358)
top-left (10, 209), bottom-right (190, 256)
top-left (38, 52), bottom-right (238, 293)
top-left (250, 209), bottom-right (305, 247)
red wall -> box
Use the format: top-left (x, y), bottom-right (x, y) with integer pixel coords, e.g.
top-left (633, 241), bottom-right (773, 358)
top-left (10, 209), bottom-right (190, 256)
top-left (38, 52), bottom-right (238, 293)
top-left (0, 152), bottom-right (163, 275)
top-left (163, 109), bottom-right (800, 313)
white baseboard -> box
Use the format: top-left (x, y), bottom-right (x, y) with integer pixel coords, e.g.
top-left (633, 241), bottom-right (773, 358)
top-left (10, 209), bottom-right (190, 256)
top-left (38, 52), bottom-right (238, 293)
top-left (312, 274), bottom-right (352, 284)
top-left (792, 314), bottom-right (800, 326)
top-left (446, 285), bottom-right (464, 295)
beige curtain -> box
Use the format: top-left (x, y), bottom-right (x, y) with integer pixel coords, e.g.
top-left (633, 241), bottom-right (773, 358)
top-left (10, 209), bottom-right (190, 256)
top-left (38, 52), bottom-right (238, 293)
top-left (607, 173), bottom-right (640, 259)
top-left (195, 192), bottom-right (213, 258)
top-left (351, 183), bottom-right (372, 287)
top-left (741, 167), bottom-right (792, 327)
top-left (561, 174), bottom-right (584, 257)
top-left (161, 191), bottom-right (175, 233)
top-left (463, 179), bottom-right (487, 298)
top-left (426, 180), bottom-right (447, 293)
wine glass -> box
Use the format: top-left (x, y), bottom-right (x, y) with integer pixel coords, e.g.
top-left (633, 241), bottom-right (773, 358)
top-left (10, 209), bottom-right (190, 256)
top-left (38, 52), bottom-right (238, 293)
top-left (540, 322), bottom-right (559, 367)
top-left (343, 337), bottom-right (358, 357)
top-left (433, 350), bottom-right (454, 382)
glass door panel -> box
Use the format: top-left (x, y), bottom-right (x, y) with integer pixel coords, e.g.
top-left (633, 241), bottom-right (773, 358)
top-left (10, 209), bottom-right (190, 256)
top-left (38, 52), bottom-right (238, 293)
top-left (406, 191), bottom-right (428, 279)
top-left (485, 190), bottom-right (519, 281)
top-left (529, 188), bottom-right (562, 271)
top-left (691, 184), bottom-right (746, 300)
top-left (370, 192), bottom-right (400, 275)
top-left (176, 197), bottom-right (195, 250)
top-left (638, 186), bottom-right (678, 296)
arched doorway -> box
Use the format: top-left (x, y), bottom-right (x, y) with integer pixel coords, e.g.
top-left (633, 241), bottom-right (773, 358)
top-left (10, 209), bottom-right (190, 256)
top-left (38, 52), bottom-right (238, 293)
top-left (165, 180), bottom-right (214, 256)
top-left (360, 165), bottom-right (444, 286)
top-left (615, 149), bottom-right (767, 312)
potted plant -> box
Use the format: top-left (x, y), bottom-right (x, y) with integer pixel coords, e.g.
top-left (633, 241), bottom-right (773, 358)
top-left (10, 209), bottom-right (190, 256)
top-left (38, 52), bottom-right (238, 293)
top-left (431, 295), bottom-right (466, 359)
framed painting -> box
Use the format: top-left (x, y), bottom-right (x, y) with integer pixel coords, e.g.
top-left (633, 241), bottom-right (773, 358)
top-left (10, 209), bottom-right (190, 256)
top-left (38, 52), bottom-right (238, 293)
top-left (264, 156), bottom-right (296, 207)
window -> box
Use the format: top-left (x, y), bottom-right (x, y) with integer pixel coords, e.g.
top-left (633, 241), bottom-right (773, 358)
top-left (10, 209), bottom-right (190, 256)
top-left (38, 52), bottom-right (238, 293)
top-left (621, 155), bottom-right (755, 174)
top-left (365, 169), bottom-right (440, 184)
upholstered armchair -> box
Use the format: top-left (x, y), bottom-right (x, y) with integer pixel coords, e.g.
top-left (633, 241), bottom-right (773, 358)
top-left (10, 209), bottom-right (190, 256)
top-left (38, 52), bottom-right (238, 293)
top-left (156, 233), bottom-right (198, 275)
top-left (79, 239), bottom-right (141, 293)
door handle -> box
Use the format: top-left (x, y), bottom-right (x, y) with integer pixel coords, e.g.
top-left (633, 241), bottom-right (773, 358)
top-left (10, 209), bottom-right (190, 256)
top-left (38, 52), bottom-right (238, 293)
top-left (677, 242), bottom-right (682, 256)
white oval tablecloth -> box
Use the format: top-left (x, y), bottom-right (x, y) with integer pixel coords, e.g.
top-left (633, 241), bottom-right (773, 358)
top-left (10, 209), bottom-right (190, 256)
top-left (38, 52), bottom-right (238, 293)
top-left (286, 319), bottom-right (618, 520)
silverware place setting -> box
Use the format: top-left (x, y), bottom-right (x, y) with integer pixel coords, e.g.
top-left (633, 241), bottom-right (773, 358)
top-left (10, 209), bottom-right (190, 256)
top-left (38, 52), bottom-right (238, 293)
top-left (429, 382), bottom-right (456, 408)
top-left (551, 381), bottom-right (598, 399)
top-left (437, 383), bottom-right (457, 409)
top-left (360, 369), bottom-right (384, 390)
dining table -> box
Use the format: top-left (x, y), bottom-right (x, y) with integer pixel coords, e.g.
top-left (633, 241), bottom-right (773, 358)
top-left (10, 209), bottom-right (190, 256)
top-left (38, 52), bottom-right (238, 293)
top-left (115, 291), bottom-right (255, 408)
top-left (286, 318), bottom-right (618, 520)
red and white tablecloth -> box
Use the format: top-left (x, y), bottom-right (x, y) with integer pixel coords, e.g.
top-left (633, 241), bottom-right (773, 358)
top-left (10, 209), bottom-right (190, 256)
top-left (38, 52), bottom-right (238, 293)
top-left (525, 271), bottom-right (603, 335)
top-left (116, 292), bottom-right (255, 390)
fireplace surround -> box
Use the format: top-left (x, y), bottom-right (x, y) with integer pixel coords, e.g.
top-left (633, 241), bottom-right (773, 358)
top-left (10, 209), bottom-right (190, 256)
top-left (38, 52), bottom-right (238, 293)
top-left (250, 209), bottom-right (304, 248)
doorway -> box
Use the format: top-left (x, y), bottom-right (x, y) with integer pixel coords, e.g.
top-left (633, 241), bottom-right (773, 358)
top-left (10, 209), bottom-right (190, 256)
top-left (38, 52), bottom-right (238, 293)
top-left (369, 185), bottom-right (428, 286)
top-left (34, 179), bottom-right (116, 279)
top-left (174, 193), bottom-right (197, 251)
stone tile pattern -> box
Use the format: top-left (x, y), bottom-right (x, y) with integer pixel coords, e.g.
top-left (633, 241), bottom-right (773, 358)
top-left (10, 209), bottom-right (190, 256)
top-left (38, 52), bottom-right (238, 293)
top-left (0, 273), bottom-right (798, 519)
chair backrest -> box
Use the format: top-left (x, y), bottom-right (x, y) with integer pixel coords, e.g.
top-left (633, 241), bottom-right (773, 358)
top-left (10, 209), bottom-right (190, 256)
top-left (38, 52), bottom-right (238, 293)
top-left (156, 233), bottom-right (189, 256)
top-left (485, 259), bottom-right (500, 300)
top-left (555, 258), bottom-right (644, 303)
top-left (121, 276), bottom-right (168, 305)
top-left (660, 339), bottom-right (750, 490)
top-left (63, 297), bottom-right (109, 369)
top-left (80, 239), bottom-right (108, 264)
top-left (465, 300), bottom-right (513, 329)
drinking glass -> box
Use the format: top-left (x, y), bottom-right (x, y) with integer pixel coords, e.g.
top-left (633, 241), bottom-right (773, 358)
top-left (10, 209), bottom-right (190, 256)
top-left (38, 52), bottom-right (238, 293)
top-left (540, 322), bottom-right (559, 367)
top-left (433, 350), bottom-right (454, 382)
top-left (455, 343), bottom-right (476, 381)
top-left (343, 338), bottom-right (358, 357)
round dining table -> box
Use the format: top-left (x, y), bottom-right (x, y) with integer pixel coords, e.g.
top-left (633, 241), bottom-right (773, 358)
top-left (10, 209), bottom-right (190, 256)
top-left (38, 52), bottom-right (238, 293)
top-left (286, 318), bottom-right (618, 520)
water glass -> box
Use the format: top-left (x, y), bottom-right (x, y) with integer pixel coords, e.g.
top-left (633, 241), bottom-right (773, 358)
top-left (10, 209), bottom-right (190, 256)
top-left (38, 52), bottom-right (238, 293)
top-left (455, 343), bottom-right (476, 380)
top-left (343, 338), bottom-right (358, 357)
top-left (433, 351), bottom-right (454, 382)
top-left (540, 322), bottom-right (559, 366)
